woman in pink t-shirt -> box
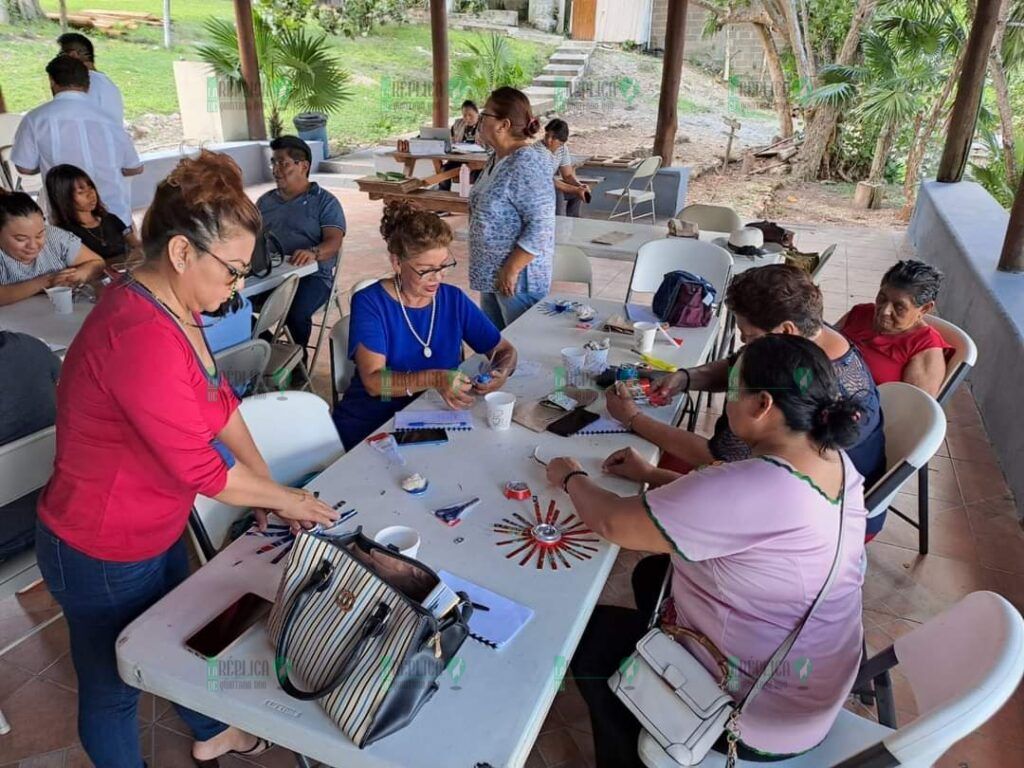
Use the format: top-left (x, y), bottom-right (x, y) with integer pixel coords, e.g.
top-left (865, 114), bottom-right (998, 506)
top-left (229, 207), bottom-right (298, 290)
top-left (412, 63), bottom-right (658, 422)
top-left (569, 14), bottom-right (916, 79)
top-left (548, 335), bottom-right (867, 764)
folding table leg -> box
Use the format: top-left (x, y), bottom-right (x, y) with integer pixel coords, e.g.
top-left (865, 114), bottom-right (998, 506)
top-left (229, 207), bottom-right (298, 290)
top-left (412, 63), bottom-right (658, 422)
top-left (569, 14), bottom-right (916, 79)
top-left (293, 753), bottom-right (313, 768)
top-left (917, 464), bottom-right (930, 555)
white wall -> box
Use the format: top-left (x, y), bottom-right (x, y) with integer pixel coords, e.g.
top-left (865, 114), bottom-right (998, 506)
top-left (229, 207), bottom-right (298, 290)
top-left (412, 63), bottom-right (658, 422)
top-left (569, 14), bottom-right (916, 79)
top-left (594, 0), bottom-right (652, 44)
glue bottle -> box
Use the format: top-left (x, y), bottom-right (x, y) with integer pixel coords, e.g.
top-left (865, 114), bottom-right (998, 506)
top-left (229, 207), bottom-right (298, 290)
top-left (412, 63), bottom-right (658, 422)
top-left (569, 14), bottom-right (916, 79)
top-left (458, 164), bottom-right (471, 198)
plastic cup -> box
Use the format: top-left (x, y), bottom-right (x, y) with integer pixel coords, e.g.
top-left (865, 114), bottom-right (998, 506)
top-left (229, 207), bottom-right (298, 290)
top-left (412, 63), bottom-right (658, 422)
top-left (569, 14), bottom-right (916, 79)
top-left (485, 391), bottom-right (516, 431)
top-left (584, 346), bottom-right (609, 373)
top-left (44, 286), bottom-right (73, 315)
top-left (560, 346), bottom-right (587, 387)
top-left (374, 526), bottom-right (421, 559)
top-left (633, 321), bottom-right (658, 354)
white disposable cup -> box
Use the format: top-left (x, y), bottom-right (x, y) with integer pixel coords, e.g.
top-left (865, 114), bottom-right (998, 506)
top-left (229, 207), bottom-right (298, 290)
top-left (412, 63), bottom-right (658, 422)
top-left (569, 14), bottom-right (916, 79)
top-left (374, 526), bottom-right (421, 559)
top-left (45, 286), bottom-right (73, 315)
top-left (560, 346), bottom-right (587, 387)
top-left (633, 321), bottom-right (658, 353)
top-left (485, 391), bottom-right (516, 430)
top-left (584, 346), bottom-right (609, 373)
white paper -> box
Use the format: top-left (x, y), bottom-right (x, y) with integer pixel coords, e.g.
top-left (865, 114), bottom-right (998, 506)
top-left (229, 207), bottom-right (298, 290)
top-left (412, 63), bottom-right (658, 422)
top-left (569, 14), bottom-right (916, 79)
top-left (439, 570), bottom-right (534, 650)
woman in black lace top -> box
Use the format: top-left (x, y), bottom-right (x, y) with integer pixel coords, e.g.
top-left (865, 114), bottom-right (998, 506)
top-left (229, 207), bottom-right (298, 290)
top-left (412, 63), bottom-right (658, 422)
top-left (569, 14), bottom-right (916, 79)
top-left (605, 265), bottom-right (888, 536)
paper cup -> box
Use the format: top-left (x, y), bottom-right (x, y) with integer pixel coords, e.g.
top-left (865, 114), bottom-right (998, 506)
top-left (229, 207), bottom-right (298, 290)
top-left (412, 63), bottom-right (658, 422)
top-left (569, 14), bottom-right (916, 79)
top-left (374, 526), bottom-right (421, 559)
top-left (44, 286), bottom-right (73, 315)
top-left (485, 391), bottom-right (516, 431)
top-left (633, 322), bottom-right (658, 354)
top-left (584, 346), bottom-right (609, 373)
top-left (560, 346), bottom-right (587, 387)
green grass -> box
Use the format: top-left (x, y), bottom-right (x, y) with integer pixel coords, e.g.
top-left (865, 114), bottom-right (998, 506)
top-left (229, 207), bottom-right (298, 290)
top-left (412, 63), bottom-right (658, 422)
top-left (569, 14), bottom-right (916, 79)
top-left (1, 7), bottom-right (552, 148)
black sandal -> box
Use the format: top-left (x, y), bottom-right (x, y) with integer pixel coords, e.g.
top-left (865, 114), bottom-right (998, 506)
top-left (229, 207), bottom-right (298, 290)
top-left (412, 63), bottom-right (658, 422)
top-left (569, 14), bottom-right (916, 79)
top-left (192, 736), bottom-right (273, 766)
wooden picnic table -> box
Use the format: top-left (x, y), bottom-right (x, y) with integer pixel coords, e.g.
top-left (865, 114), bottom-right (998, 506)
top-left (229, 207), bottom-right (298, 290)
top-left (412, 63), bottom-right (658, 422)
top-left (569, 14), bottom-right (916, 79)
top-left (391, 151), bottom-right (490, 177)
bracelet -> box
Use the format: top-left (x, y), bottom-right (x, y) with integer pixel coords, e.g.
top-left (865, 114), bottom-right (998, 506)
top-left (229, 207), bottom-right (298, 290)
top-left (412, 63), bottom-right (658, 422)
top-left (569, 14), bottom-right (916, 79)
top-left (679, 368), bottom-right (691, 392)
top-left (625, 411), bottom-right (642, 432)
top-left (562, 470), bottom-right (589, 494)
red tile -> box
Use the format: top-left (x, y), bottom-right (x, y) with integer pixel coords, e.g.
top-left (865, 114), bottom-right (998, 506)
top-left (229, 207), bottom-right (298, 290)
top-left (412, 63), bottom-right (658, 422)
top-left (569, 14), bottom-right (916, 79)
top-left (936, 732), bottom-right (1024, 768)
top-left (954, 459), bottom-right (1013, 506)
top-left (2, 619), bottom-right (69, 675)
top-left (536, 728), bottom-right (582, 766)
top-left (874, 503), bottom-right (978, 563)
top-left (0, 679), bottom-right (79, 764)
top-left (945, 425), bottom-right (1001, 465)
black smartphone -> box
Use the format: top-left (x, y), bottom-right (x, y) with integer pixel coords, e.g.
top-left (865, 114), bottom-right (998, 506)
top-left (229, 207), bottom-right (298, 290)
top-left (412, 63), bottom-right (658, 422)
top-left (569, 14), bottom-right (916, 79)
top-left (393, 428), bottom-right (449, 446)
top-left (547, 408), bottom-right (600, 437)
top-left (184, 593), bottom-right (273, 659)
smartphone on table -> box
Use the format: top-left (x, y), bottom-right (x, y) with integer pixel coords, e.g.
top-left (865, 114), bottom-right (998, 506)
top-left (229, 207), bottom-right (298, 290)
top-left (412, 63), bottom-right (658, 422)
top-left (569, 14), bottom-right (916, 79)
top-left (184, 592), bottom-right (273, 660)
top-left (393, 428), bottom-right (449, 447)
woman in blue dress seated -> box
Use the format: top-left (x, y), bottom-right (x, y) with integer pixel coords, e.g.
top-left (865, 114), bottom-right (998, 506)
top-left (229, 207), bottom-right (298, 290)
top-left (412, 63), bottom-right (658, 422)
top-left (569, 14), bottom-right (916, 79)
top-left (333, 202), bottom-right (518, 450)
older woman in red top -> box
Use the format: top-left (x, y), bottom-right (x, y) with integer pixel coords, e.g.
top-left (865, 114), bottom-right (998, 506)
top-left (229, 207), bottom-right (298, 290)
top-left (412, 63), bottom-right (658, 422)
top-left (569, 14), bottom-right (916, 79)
top-left (36, 151), bottom-right (337, 768)
top-left (838, 260), bottom-right (953, 397)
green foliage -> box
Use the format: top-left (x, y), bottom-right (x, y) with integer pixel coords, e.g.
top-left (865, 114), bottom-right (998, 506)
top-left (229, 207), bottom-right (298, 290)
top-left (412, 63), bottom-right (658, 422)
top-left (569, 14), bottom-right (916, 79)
top-left (449, 33), bottom-right (529, 105)
top-left (324, 0), bottom-right (410, 38)
top-left (455, 0), bottom-right (488, 12)
top-left (256, 0), bottom-right (315, 32)
top-left (969, 129), bottom-right (1024, 209)
top-left (196, 14), bottom-right (352, 137)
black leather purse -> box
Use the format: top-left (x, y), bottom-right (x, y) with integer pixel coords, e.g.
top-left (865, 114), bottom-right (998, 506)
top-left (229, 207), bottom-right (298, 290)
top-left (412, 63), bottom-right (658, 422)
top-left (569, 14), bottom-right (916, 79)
top-left (250, 228), bottom-right (285, 279)
top-left (267, 528), bottom-right (471, 747)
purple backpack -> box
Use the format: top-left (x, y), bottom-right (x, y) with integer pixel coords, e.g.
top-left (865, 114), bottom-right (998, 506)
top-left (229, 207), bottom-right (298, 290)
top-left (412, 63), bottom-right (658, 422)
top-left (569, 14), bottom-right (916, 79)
top-left (652, 271), bottom-right (717, 327)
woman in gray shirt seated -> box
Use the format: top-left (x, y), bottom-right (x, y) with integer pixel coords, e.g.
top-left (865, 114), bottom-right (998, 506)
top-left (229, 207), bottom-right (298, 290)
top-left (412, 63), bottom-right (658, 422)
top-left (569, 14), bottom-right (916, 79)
top-left (468, 87), bottom-right (555, 330)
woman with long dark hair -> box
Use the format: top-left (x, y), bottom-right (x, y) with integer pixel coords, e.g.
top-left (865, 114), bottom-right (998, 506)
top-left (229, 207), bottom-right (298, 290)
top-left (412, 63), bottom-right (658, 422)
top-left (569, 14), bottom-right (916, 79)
top-left (45, 163), bottom-right (141, 264)
top-left (549, 334), bottom-right (867, 765)
top-left (36, 151), bottom-right (338, 767)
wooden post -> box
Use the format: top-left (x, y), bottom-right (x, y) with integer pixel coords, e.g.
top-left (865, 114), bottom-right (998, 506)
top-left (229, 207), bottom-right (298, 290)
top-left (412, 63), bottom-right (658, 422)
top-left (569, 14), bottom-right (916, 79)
top-left (430, 0), bottom-right (449, 129)
top-left (653, 0), bottom-right (688, 164)
top-left (59, 0), bottom-right (67, 32)
top-left (937, 0), bottom-right (1000, 182)
top-left (232, 0), bottom-right (266, 141)
top-left (998, 172), bottom-right (1024, 272)
top-left (0, 85), bottom-right (6, 115)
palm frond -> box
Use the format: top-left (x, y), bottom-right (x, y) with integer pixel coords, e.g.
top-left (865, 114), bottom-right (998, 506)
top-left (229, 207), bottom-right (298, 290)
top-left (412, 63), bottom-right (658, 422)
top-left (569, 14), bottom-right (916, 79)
top-left (802, 81), bottom-right (858, 107)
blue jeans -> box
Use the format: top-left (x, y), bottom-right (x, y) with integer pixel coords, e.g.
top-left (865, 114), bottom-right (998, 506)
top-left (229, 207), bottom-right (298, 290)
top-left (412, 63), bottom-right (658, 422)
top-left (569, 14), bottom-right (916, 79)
top-left (35, 523), bottom-right (227, 768)
top-left (478, 271), bottom-right (547, 330)
top-left (286, 273), bottom-right (333, 350)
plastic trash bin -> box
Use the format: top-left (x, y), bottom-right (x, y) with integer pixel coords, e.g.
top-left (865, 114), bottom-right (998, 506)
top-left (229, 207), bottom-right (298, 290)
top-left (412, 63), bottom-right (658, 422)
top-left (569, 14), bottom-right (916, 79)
top-left (293, 112), bottom-right (329, 160)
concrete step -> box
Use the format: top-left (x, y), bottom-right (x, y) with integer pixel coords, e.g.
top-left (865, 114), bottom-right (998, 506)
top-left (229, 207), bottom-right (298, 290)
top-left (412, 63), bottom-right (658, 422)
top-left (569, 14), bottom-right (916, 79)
top-left (528, 96), bottom-right (556, 114)
top-left (557, 40), bottom-right (597, 50)
top-left (532, 73), bottom-right (581, 89)
top-left (550, 53), bottom-right (588, 65)
top-left (543, 63), bottom-right (585, 76)
top-left (318, 158), bottom-right (375, 175)
top-left (524, 85), bottom-right (569, 98)
top-left (309, 171), bottom-right (364, 190)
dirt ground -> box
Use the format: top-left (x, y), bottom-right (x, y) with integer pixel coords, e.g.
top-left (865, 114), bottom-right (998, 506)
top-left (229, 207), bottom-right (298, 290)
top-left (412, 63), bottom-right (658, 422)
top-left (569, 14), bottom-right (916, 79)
top-left (564, 46), bottom-right (908, 230)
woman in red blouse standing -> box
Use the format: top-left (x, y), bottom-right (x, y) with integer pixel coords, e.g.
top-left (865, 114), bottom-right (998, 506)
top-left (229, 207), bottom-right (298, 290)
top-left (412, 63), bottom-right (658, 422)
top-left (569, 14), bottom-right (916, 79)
top-left (838, 259), bottom-right (953, 397)
top-left (36, 151), bottom-right (337, 767)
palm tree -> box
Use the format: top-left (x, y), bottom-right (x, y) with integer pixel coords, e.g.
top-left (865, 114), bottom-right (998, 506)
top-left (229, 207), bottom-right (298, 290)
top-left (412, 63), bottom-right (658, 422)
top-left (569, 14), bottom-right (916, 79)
top-left (196, 15), bottom-right (353, 138)
top-left (449, 34), bottom-right (528, 106)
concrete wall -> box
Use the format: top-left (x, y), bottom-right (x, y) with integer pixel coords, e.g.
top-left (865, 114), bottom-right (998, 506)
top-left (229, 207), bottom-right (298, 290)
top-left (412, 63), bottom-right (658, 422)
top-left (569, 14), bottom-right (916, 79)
top-left (908, 181), bottom-right (1024, 516)
top-left (649, 0), bottom-right (773, 79)
top-left (578, 163), bottom-right (690, 218)
top-left (129, 140), bottom-right (324, 213)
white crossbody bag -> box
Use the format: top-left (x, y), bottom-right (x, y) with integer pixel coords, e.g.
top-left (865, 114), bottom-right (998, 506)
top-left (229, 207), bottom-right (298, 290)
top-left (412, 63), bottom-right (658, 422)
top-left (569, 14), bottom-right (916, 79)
top-left (608, 461), bottom-right (847, 767)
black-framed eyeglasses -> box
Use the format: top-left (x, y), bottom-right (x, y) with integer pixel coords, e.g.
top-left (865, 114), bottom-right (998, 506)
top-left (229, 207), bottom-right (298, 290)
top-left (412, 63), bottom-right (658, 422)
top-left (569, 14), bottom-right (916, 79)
top-left (269, 158), bottom-right (299, 168)
top-left (191, 241), bottom-right (252, 285)
top-left (478, 111), bottom-right (500, 121)
top-left (408, 259), bottom-right (458, 279)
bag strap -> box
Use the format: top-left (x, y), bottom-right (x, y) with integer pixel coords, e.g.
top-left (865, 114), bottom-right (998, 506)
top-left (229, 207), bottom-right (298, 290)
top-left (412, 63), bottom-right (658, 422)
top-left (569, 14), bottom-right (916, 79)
top-left (274, 559), bottom-right (392, 701)
top-left (734, 457), bottom-right (847, 715)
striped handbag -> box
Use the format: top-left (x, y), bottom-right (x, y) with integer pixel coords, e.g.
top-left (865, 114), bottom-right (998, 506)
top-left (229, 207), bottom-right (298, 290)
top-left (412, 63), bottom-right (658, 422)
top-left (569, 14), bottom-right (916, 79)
top-left (267, 528), bottom-right (471, 747)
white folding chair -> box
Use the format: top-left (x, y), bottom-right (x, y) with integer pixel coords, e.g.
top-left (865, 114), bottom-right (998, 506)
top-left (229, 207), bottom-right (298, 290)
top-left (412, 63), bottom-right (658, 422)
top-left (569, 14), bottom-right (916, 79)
top-left (328, 278), bottom-right (382, 407)
top-left (252, 274), bottom-right (311, 392)
top-left (881, 317), bottom-right (976, 555)
top-left (0, 426), bottom-right (62, 735)
top-left (626, 238), bottom-right (733, 305)
top-left (811, 244), bottom-right (838, 283)
top-left (605, 155), bottom-right (662, 223)
top-left (677, 203), bottom-right (742, 234)
top-left (864, 382), bottom-right (948, 543)
top-left (188, 391), bottom-right (344, 562)
top-left (306, 256), bottom-right (344, 388)
top-left (214, 338), bottom-right (271, 396)
top-left (639, 590), bottom-right (1024, 767)
top-left (552, 244), bottom-right (593, 297)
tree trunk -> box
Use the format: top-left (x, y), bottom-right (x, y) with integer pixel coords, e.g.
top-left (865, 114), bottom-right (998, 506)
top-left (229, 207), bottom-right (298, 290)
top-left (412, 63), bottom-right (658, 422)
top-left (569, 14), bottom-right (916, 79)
top-left (0, 85), bottom-right (6, 115)
top-left (800, 0), bottom-right (816, 75)
top-left (901, 52), bottom-right (965, 218)
top-left (0, 1), bottom-right (8, 25)
top-left (12, 0), bottom-right (45, 20)
top-left (989, 0), bottom-right (1016, 187)
top-left (58, 0), bottom-right (67, 31)
top-left (868, 120), bottom-right (896, 182)
top-left (783, 0), bottom-right (813, 90)
top-left (790, 0), bottom-right (879, 180)
top-left (754, 23), bottom-right (794, 139)
top-left (163, 0), bottom-right (172, 48)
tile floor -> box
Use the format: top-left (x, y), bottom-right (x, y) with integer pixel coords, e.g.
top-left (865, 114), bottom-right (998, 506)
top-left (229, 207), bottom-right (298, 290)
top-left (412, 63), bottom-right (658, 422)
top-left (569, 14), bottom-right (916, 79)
top-left (1, 191), bottom-right (1020, 767)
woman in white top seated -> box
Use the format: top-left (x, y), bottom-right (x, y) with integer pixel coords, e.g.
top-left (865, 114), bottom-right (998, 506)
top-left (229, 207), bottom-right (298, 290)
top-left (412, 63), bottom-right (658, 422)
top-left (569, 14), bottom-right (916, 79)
top-left (0, 191), bottom-right (104, 305)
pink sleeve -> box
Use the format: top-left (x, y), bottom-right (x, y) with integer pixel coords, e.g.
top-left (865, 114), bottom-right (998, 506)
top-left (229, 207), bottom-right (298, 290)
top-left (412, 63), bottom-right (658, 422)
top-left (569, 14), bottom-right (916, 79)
top-left (644, 460), bottom-right (794, 561)
top-left (104, 323), bottom-right (231, 497)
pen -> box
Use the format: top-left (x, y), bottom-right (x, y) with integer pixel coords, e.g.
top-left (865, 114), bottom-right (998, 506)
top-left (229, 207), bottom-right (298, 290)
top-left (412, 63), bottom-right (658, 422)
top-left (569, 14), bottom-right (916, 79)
top-left (471, 601), bottom-right (491, 612)
top-left (270, 541), bottom-right (294, 564)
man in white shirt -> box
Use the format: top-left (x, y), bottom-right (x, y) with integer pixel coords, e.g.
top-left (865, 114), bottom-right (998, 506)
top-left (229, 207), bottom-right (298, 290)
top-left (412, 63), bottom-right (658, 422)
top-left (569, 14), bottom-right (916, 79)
top-left (542, 119), bottom-right (589, 218)
top-left (12, 56), bottom-right (143, 226)
top-left (57, 32), bottom-right (124, 126)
